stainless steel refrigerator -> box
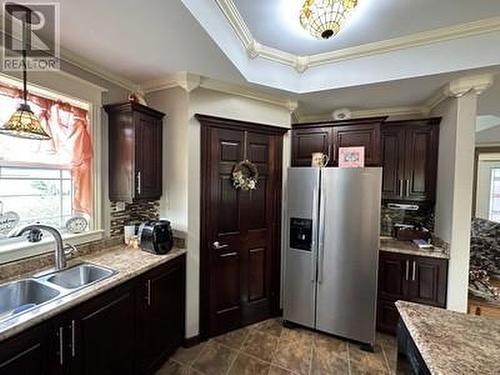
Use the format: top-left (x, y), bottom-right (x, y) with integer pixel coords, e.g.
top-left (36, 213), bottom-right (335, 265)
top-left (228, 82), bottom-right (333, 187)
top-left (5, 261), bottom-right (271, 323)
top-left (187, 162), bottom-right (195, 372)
top-left (283, 167), bottom-right (382, 348)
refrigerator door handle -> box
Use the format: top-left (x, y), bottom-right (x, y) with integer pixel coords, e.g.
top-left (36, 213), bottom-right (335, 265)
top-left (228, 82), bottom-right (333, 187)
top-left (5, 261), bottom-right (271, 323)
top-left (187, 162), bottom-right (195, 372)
top-left (311, 187), bottom-right (318, 282)
top-left (317, 182), bottom-right (326, 284)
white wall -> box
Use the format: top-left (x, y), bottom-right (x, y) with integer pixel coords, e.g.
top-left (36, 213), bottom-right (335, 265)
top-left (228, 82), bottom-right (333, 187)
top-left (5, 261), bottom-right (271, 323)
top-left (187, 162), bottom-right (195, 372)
top-left (147, 87), bottom-right (292, 338)
top-left (146, 88), bottom-right (190, 234)
top-left (433, 92), bottom-right (478, 312)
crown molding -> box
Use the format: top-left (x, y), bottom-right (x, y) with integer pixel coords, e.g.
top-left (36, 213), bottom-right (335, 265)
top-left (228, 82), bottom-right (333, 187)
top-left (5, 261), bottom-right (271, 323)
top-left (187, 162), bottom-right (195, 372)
top-left (295, 106), bottom-right (429, 123)
top-left (0, 27), bottom-right (135, 93)
top-left (199, 78), bottom-right (298, 112)
top-left (215, 0), bottom-right (500, 73)
top-left (59, 47), bottom-right (139, 92)
top-left (426, 74), bottom-right (495, 110)
top-left (141, 72), bottom-right (201, 94)
top-left (140, 73), bottom-right (298, 112)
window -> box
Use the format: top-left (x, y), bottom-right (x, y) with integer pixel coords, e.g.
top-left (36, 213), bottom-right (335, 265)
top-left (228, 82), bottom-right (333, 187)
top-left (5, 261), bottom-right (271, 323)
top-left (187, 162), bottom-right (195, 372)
top-left (0, 82), bottom-right (93, 243)
top-left (489, 168), bottom-right (500, 222)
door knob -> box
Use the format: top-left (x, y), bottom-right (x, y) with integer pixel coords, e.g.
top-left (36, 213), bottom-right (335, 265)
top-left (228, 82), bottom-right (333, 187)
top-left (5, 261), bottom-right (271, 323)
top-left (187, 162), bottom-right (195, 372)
top-left (212, 241), bottom-right (229, 250)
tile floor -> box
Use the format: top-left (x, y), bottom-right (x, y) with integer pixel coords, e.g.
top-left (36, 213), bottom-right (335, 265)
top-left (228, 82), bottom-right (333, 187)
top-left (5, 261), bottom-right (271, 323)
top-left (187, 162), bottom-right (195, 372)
top-left (156, 318), bottom-right (398, 375)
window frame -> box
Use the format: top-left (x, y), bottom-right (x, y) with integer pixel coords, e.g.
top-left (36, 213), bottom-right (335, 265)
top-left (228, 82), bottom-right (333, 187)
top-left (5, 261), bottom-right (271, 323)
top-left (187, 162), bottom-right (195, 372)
top-left (0, 72), bottom-right (106, 263)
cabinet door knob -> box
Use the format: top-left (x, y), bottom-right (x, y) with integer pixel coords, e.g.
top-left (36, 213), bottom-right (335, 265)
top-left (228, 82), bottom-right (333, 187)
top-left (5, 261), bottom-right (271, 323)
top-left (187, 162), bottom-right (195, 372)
top-left (71, 320), bottom-right (76, 358)
top-left (406, 180), bottom-right (411, 197)
top-left (399, 180), bottom-right (404, 198)
top-left (145, 280), bottom-right (152, 306)
top-left (405, 260), bottom-right (410, 281)
top-left (412, 261), bottom-right (417, 281)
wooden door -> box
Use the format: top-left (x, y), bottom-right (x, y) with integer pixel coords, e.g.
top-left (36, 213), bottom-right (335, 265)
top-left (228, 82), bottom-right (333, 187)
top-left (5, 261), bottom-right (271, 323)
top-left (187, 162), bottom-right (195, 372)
top-left (381, 125), bottom-right (406, 200)
top-left (136, 255), bottom-right (186, 374)
top-left (71, 285), bottom-right (135, 375)
top-left (407, 257), bottom-right (447, 307)
top-left (199, 115), bottom-right (284, 338)
top-left (404, 124), bottom-right (439, 202)
top-left (0, 324), bottom-right (50, 375)
top-left (134, 111), bottom-right (163, 200)
top-left (332, 124), bottom-right (381, 166)
top-left (291, 127), bottom-right (332, 166)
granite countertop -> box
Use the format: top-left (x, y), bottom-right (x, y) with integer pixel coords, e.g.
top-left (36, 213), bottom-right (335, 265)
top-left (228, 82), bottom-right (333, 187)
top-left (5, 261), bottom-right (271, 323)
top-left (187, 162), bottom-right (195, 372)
top-left (380, 237), bottom-right (449, 259)
top-left (396, 301), bottom-right (500, 374)
top-left (0, 245), bottom-right (186, 341)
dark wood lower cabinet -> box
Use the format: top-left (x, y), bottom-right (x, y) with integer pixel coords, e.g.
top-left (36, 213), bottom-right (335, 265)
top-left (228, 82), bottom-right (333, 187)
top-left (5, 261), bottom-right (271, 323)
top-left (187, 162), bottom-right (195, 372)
top-left (0, 254), bottom-right (186, 375)
top-left (0, 324), bottom-right (50, 375)
top-left (377, 251), bottom-right (448, 334)
top-left (70, 285), bottom-right (135, 375)
top-left (136, 256), bottom-right (186, 374)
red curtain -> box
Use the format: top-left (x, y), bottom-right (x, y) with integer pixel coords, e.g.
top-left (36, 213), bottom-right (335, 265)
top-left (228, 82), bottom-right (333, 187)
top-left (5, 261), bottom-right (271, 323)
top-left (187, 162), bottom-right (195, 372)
top-left (0, 83), bottom-right (93, 215)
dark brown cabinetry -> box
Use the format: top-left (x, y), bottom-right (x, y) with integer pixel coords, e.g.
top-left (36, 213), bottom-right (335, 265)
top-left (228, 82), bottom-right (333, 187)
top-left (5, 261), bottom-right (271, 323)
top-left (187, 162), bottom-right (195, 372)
top-left (291, 127), bottom-right (332, 167)
top-left (0, 324), bottom-right (50, 375)
top-left (381, 119), bottom-right (440, 202)
top-left (292, 117), bottom-right (385, 167)
top-left (136, 256), bottom-right (186, 374)
top-left (69, 285), bottom-right (135, 375)
top-left (377, 251), bottom-right (447, 334)
top-left (0, 255), bottom-right (186, 375)
top-left (104, 102), bottom-right (165, 202)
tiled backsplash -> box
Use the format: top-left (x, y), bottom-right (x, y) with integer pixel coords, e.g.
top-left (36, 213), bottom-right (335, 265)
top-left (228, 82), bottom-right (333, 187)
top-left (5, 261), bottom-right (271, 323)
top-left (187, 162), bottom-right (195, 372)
top-left (380, 204), bottom-right (435, 236)
top-left (110, 200), bottom-right (160, 238)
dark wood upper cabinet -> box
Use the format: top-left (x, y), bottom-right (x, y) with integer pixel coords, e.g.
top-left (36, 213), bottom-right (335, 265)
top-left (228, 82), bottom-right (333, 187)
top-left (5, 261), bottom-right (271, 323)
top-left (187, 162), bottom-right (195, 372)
top-left (291, 127), bottom-right (332, 167)
top-left (377, 251), bottom-right (448, 334)
top-left (381, 118), bottom-right (440, 202)
top-left (332, 123), bottom-right (381, 166)
top-left (104, 102), bottom-right (165, 202)
top-left (291, 117), bottom-right (386, 167)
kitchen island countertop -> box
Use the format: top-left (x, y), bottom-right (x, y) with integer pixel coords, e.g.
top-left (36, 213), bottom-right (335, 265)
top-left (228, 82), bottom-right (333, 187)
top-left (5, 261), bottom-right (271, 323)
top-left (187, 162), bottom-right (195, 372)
top-left (396, 300), bottom-right (500, 374)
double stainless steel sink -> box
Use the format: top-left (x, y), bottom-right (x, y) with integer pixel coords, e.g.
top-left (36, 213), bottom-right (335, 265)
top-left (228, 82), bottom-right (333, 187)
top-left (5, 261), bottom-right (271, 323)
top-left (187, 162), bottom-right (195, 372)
top-left (0, 263), bottom-right (116, 323)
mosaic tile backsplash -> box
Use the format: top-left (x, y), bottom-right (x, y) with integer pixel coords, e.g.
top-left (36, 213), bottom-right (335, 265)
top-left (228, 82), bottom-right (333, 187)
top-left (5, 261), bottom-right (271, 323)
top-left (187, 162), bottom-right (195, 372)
top-left (110, 200), bottom-right (160, 238)
top-left (380, 204), bottom-right (435, 236)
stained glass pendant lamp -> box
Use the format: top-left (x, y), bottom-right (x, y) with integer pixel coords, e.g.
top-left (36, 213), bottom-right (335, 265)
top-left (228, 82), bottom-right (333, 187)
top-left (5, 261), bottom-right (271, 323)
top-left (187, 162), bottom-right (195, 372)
top-left (0, 4), bottom-right (51, 140)
top-left (300, 0), bottom-right (358, 40)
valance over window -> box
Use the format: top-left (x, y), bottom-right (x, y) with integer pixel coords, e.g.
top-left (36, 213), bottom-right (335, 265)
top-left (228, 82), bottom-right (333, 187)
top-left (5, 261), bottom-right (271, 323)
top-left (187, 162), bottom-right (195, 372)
top-left (0, 83), bottom-right (93, 214)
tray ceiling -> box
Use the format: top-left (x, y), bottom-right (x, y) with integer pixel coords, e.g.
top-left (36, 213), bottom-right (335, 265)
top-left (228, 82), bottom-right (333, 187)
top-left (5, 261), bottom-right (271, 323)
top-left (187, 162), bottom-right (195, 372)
top-left (233, 0), bottom-right (500, 56)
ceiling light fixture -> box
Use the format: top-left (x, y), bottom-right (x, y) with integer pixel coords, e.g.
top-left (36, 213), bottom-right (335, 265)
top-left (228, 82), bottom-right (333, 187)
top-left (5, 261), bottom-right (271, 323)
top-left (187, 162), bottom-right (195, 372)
top-left (300, 0), bottom-right (358, 40)
top-left (0, 4), bottom-right (51, 140)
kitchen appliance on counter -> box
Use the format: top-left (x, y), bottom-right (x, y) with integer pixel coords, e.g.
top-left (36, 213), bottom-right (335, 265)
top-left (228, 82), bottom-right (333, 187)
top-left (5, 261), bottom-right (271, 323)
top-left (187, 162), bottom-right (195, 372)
top-left (284, 167), bottom-right (382, 349)
top-left (392, 223), bottom-right (431, 241)
top-left (138, 220), bottom-right (174, 254)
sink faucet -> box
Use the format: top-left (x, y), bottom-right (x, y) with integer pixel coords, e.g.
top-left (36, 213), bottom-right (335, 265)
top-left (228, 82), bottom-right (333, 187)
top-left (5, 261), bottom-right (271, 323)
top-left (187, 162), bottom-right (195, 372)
top-left (12, 224), bottom-right (68, 270)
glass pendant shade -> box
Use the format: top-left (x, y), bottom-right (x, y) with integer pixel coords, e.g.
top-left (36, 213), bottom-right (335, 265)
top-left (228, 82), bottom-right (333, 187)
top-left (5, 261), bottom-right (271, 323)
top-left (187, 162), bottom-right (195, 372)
top-left (300, 0), bottom-right (358, 39)
top-left (0, 103), bottom-right (51, 140)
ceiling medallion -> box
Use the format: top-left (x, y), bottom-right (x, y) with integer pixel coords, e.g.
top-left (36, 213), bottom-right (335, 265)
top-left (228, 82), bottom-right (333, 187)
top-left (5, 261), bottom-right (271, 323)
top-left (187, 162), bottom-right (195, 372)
top-left (300, 0), bottom-right (358, 40)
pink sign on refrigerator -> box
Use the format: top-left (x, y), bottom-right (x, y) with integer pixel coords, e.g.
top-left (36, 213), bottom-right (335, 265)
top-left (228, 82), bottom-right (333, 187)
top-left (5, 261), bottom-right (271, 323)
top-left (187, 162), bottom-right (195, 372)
top-left (338, 147), bottom-right (365, 168)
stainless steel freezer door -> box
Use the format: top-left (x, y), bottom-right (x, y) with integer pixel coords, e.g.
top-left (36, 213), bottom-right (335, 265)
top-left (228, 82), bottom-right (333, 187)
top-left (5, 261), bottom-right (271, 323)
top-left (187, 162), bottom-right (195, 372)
top-left (315, 168), bottom-right (382, 345)
top-left (283, 168), bottom-right (320, 329)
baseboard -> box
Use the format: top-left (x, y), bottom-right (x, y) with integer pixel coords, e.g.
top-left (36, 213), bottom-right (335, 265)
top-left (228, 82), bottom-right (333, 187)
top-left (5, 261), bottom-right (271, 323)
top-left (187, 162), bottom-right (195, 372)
top-left (183, 335), bottom-right (202, 348)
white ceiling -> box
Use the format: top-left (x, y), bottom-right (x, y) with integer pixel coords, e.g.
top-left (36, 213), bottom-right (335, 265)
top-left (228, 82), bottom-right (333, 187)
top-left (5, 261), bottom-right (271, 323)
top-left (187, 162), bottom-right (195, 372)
top-left (6, 0), bottom-right (500, 118)
top-left (297, 66), bottom-right (500, 116)
top-left (233, 0), bottom-right (500, 56)
top-left (14, 0), bottom-right (245, 83)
